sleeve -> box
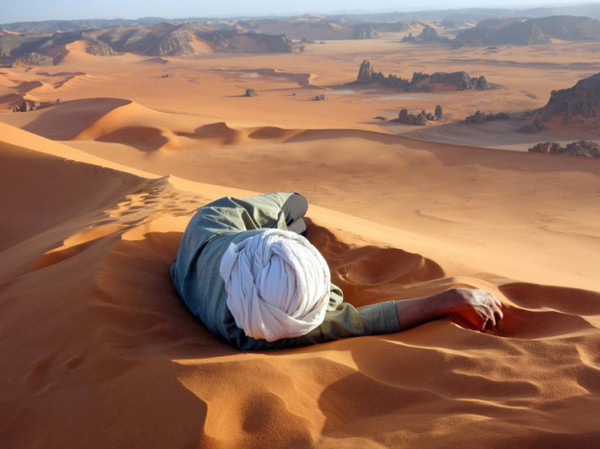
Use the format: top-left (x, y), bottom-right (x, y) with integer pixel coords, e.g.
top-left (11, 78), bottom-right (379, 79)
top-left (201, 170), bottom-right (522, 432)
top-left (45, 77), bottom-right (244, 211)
top-left (229, 285), bottom-right (401, 350)
top-left (291, 284), bottom-right (401, 346)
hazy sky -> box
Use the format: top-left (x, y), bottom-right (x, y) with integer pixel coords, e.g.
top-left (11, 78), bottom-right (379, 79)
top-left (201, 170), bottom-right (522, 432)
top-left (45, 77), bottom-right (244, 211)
top-left (2, 0), bottom-right (595, 23)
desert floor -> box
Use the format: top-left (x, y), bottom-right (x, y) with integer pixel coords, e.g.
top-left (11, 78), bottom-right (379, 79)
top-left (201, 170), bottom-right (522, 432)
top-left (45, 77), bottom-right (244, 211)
top-left (1, 35), bottom-right (599, 448)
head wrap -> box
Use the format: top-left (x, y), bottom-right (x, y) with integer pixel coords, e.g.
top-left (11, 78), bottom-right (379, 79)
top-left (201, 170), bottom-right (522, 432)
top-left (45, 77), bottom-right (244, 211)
top-left (219, 229), bottom-right (330, 342)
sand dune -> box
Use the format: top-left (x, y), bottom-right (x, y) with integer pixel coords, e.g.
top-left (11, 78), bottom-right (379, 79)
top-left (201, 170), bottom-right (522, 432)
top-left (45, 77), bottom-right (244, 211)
top-left (0, 70), bottom-right (86, 109)
top-left (2, 134), bottom-right (599, 447)
top-left (1, 32), bottom-right (600, 449)
top-left (4, 97), bottom-right (307, 150)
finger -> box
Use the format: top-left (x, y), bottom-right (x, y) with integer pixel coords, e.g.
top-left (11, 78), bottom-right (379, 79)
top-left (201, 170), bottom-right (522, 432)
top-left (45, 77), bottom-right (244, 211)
top-left (487, 310), bottom-right (497, 328)
top-left (491, 294), bottom-right (503, 308)
top-left (480, 319), bottom-right (488, 331)
top-left (489, 300), bottom-right (502, 316)
top-left (494, 301), bottom-right (504, 320)
top-left (494, 305), bottom-right (504, 322)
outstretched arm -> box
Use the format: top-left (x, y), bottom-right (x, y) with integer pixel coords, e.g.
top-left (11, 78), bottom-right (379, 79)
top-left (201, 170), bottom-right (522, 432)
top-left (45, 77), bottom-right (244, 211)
top-left (230, 287), bottom-right (503, 349)
top-left (395, 288), bottom-right (503, 331)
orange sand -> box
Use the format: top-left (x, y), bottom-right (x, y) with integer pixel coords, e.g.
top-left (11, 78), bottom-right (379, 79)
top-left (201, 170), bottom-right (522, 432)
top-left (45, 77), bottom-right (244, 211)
top-left (1, 35), bottom-right (599, 448)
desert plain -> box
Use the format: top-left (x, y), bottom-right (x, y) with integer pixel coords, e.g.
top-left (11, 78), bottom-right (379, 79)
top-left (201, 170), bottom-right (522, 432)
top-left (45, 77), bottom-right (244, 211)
top-left (1, 20), bottom-right (600, 448)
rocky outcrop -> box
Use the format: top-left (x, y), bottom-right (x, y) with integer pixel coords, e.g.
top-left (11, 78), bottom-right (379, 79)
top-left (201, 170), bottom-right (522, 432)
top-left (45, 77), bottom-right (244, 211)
top-left (85, 39), bottom-right (116, 56)
top-left (528, 140), bottom-right (600, 157)
top-left (408, 71), bottom-right (489, 92)
top-left (356, 60), bottom-right (375, 84)
top-left (355, 60), bottom-right (491, 92)
top-left (152, 30), bottom-right (194, 56)
top-left (11, 52), bottom-right (54, 67)
top-left (465, 110), bottom-right (510, 123)
top-left (401, 25), bottom-right (450, 44)
top-left (197, 30), bottom-right (295, 53)
top-left (544, 74), bottom-right (600, 121)
top-left (520, 72), bottom-right (600, 132)
top-left (396, 106), bottom-right (443, 125)
top-left (355, 60), bottom-right (410, 89)
top-left (11, 100), bottom-right (39, 112)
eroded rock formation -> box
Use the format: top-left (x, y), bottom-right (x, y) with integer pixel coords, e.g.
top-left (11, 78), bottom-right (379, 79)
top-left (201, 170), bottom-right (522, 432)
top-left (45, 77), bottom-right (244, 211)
top-left (355, 60), bottom-right (491, 92)
top-left (10, 99), bottom-right (58, 112)
top-left (11, 52), bottom-right (54, 67)
top-left (465, 110), bottom-right (510, 123)
top-left (528, 140), bottom-right (600, 157)
top-left (520, 72), bottom-right (600, 132)
top-left (402, 25), bottom-right (450, 44)
top-left (396, 105), bottom-right (443, 125)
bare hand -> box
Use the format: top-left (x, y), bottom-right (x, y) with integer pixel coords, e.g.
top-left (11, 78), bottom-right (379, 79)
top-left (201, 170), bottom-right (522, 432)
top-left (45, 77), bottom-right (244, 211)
top-left (447, 288), bottom-right (503, 331)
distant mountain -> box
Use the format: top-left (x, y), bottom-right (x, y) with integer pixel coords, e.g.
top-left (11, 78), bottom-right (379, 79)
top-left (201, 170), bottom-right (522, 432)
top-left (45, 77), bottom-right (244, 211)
top-left (454, 15), bottom-right (600, 46)
top-left (0, 22), bottom-right (297, 66)
top-left (1, 16), bottom-right (405, 41)
top-left (4, 10), bottom-right (600, 65)
top-left (332, 4), bottom-right (600, 23)
top-left (5, 4), bottom-right (600, 33)
top-left (237, 16), bottom-right (408, 40)
top-left (0, 18), bottom-right (165, 34)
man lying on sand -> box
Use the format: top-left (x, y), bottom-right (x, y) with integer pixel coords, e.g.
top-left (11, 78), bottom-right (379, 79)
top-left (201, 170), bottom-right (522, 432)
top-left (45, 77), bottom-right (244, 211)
top-left (170, 193), bottom-right (503, 350)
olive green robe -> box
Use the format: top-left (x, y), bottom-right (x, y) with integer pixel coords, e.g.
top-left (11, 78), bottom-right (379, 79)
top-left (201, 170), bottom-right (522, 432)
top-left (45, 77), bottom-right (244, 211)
top-left (170, 192), bottom-right (400, 350)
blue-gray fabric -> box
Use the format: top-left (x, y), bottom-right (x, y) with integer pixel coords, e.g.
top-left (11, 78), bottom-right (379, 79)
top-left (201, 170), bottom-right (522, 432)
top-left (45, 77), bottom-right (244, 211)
top-left (170, 192), bottom-right (401, 350)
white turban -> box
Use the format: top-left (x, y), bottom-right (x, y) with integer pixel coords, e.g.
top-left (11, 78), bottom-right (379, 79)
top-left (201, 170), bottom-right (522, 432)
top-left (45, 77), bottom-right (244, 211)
top-left (219, 229), bottom-right (330, 342)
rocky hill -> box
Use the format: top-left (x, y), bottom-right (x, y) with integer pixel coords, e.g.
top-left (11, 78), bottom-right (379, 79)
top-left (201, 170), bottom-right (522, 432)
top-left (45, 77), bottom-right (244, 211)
top-left (355, 60), bottom-right (491, 92)
top-left (454, 15), bottom-right (600, 47)
top-left (0, 23), bottom-right (297, 66)
top-left (193, 29), bottom-right (295, 53)
top-left (401, 25), bottom-right (451, 44)
top-left (97, 23), bottom-right (196, 56)
top-left (521, 72), bottom-right (600, 132)
top-left (0, 29), bottom-right (114, 65)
